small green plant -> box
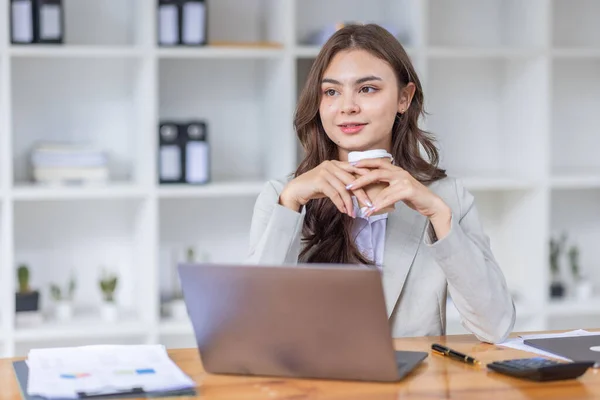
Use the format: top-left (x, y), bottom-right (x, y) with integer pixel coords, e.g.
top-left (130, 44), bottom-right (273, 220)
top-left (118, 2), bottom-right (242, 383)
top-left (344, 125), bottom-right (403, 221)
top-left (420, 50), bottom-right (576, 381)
top-left (186, 247), bottom-right (196, 263)
top-left (172, 246), bottom-right (195, 300)
top-left (17, 264), bottom-right (30, 293)
top-left (99, 270), bottom-right (118, 303)
top-left (50, 276), bottom-right (76, 302)
top-left (569, 245), bottom-right (581, 281)
top-left (549, 232), bottom-right (567, 277)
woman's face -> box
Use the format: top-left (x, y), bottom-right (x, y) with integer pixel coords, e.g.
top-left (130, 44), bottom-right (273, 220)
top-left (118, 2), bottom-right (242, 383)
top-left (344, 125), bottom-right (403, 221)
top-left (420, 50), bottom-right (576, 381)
top-left (319, 49), bottom-right (413, 160)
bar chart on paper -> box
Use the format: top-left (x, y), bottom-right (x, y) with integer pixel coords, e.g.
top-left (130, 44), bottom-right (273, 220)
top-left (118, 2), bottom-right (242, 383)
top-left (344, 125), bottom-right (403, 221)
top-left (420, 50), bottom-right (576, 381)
top-left (23, 345), bottom-right (195, 398)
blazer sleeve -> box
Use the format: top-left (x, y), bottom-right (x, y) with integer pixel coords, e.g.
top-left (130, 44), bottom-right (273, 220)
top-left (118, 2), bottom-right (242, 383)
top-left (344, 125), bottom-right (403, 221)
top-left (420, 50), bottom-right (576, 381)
top-left (245, 180), bottom-right (305, 265)
top-left (425, 178), bottom-right (516, 344)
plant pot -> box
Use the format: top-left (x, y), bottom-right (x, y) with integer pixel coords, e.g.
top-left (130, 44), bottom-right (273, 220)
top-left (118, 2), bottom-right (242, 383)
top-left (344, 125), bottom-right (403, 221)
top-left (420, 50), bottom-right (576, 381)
top-left (15, 290), bottom-right (40, 313)
top-left (169, 298), bottom-right (188, 320)
top-left (55, 301), bottom-right (73, 321)
top-left (100, 302), bottom-right (118, 322)
top-left (550, 281), bottom-right (565, 299)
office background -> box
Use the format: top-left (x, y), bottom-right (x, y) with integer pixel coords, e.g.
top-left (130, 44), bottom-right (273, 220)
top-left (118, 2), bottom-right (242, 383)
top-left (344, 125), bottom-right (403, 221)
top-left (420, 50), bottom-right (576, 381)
top-left (0, 0), bottom-right (599, 357)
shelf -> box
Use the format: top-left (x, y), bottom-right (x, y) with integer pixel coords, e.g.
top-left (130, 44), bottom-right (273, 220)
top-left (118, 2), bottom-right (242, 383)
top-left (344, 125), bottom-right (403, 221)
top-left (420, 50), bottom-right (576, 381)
top-left (427, 0), bottom-right (547, 49)
top-left (12, 183), bottom-right (148, 201)
top-left (552, 49), bottom-right (600, 59)
top-left (551, 59), bottom-right (600, 173)
top-left (551, 173), bottom-right (600, 190)
top-left (460, 176), bottom-right (537, 191)
top-left (159, 196), bottom-right (256, 266)
top-left (298, 45), bottom-right (544, 60)
top-left (547, 298), bottom-right (600, 317)
top-left (550, 190), bottom-right (600, 303)
top-left (552, 0), bottom-right (600, 49)
top-left (13, 199), bottom-right (150, 323)
top-left (158, 45), bottom-right (283, 59)
top-left (294, 46), bottom-right (322, 59)
top-left (54, 0), bottom-right (142, 47)
top-left (158, 182), bottom-right (264, 199)
top-left (11, 56), bottom-right (145, 184)
top-left (427, 47), bottom-right (541, 59)
top-left (10, 46), bottom-right (145, 58)
top-left (203, 0), bottom-right (285, 47)
top-left (295, 0), bottom-right (418, 49)
top-left (427, 57), bottom-right (547, 179)
top-left (15, 315), bottom-right (149, 342)
top-left (295, 45), bottom-right (417, 59)
top-left (446, 299), bottom-right (535, 323)
top-left (159, 318), bottom-right (194, 336)
top-left (159, 58), bottom-right (290, 181)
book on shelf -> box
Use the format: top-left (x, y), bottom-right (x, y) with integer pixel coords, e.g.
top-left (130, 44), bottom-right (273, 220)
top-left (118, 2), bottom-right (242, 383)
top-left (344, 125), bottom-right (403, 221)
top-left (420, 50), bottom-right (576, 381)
top-left (30, 142), bottom-right (110, 185)
top-left (33, 167), bottom-right (109, 184)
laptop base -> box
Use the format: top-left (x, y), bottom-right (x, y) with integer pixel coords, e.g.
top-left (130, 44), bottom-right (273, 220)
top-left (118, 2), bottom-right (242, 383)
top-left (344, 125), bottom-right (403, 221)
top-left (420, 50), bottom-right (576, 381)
top-left (394, 351), bottom-right (428, 380)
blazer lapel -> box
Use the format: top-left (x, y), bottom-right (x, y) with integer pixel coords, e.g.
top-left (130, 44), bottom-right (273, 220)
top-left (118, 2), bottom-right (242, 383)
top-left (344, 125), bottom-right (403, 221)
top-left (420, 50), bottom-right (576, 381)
top-left (381, 203), bottom-right (428, 317)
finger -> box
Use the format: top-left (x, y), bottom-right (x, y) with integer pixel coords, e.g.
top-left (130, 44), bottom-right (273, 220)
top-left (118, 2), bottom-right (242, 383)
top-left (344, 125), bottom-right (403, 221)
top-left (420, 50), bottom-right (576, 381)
top-left (321, 182), bottom-right (348, 215)
top-left (366, 186), bottom-right (404, 217)
top-left (327, 165), bottom-right (373, 208)
top-left (351, 188), bottom-right (373, 209)
top-left (323, 171), bottom-right (355, 217)
top-left (350, 168), bottom-right (371, 176)
top-left (331, 161), bottom-right (372, 176)
top-left (373, 188), bottom-right (397, 211)
top-left (328, 162), bottom-right (363, 184)
top-left (352, 158), bottom-right (398, 170)
top-left (346, 169), bottom-right (394, 191)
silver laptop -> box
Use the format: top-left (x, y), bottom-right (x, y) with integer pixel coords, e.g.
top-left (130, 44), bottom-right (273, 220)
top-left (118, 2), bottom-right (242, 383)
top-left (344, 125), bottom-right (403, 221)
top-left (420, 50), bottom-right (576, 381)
top-left (524, 335), bottom-right (600, 367)
top-left (177, 263), bottom-right (428, 382)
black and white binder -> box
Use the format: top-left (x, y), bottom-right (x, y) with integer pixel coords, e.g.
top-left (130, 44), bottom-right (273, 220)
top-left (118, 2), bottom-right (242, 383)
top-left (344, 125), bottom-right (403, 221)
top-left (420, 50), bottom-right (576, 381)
top-left (11, 0), bottom-right (63, 44)
top-left (183, 121), bottom-right (209, 184)
top-left (11, 0), bottom-right (35, 44)
top-left (159, 120), bottom-right (210, 184)
top-left (34, 0), bottom-right (64, 44)
top-left (180, 0), bottom-right (207, 46)
top-left (158, 0), bottom-right (180, 46)
top-left (158, 0), bottom-right (207, 46)
top-left (159, 122), bottom-right (184, 184)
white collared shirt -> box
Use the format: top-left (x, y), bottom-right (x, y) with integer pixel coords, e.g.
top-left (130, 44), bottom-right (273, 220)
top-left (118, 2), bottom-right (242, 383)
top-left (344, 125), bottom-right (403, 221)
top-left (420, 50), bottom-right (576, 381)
top-left (351, 197), bottom-right (388, 268)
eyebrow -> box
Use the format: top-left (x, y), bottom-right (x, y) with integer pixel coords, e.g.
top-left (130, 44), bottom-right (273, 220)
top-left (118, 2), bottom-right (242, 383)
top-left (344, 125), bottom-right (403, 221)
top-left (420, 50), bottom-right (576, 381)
top-left (321, 75), bottom-right (383, 86)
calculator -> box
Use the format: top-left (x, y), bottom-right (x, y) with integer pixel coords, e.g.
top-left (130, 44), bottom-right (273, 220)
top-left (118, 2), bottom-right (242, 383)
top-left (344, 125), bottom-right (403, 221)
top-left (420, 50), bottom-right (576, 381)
top-left (487, 357), bottom-right (594, 381)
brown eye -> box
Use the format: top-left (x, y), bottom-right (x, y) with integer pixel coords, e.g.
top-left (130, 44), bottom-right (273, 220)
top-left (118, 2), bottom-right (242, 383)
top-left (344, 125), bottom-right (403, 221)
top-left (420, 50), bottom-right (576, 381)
top-left (324, 89), bottom-right (337, 96)
top-left (360, 86), bottom-right (376, 94)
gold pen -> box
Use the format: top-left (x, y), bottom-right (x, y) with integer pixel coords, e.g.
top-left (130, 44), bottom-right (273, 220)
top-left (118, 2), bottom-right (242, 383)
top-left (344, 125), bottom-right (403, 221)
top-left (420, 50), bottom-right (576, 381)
top-left (431, 343), bottom-right (481, 366)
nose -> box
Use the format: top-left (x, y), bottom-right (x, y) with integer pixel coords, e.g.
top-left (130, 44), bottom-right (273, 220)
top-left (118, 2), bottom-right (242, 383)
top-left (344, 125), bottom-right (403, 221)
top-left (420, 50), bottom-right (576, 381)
top-left (341, 92), bottom-right (360, 114)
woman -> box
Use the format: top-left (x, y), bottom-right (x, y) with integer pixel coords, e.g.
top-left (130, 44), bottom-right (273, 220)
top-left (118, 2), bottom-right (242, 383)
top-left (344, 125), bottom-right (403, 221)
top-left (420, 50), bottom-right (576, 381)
top-left (247, 24), bottom-right (515, 344)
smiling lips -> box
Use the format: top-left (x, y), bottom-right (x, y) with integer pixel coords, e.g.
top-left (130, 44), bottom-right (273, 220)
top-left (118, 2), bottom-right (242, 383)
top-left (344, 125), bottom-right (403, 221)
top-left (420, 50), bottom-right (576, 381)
top-left (338, 123), bottom-right (367, 134)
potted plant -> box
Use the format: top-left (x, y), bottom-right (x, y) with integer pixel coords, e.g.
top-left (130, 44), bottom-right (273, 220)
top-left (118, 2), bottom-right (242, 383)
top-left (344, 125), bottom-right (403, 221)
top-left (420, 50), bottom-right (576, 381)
top-left (15, 264), bottom-right (40, 313)
top-left (99, 270), bottom-right (118, 322)
top-left (50, 275), bottom-right (76, 321)
top-left (549, 233), bottom-right (566, 299)
top-left (569, 245), bottom-right (593, 300)
top-left (169, 247), bottom-right (195, 319)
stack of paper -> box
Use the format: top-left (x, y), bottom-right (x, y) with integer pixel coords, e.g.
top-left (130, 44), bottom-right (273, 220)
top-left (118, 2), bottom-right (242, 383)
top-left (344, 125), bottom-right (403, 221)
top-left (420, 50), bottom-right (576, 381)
top-left (499, 329), bottom-right (600, 364)
top-left (26, 344), bottom-right (195, 399)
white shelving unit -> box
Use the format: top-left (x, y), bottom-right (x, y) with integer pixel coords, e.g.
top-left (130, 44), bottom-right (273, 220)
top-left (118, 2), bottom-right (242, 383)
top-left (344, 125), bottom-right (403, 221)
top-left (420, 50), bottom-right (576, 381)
top-left (0, 0), bottom-right (599, 357)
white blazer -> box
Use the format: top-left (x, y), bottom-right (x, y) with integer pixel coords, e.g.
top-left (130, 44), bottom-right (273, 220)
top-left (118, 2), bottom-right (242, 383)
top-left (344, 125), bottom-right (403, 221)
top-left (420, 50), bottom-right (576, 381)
top-left (245, 176), bottom-right (516, 344)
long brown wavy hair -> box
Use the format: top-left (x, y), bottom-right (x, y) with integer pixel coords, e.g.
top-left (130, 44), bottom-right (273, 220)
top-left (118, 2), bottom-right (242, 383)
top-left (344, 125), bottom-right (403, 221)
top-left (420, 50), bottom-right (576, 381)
top-left (294, 24), bottom-right (446, 265)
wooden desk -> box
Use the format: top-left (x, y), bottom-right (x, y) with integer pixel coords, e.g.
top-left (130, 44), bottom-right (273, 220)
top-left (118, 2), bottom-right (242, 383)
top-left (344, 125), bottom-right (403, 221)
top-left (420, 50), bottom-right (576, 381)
top-left (2, 332), bottom-right (600, 399)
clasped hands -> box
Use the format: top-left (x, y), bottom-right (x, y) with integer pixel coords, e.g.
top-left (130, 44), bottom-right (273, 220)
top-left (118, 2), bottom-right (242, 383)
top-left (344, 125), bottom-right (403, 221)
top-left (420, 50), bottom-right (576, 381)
top-left (279, 158), bottom-right (453, 240)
